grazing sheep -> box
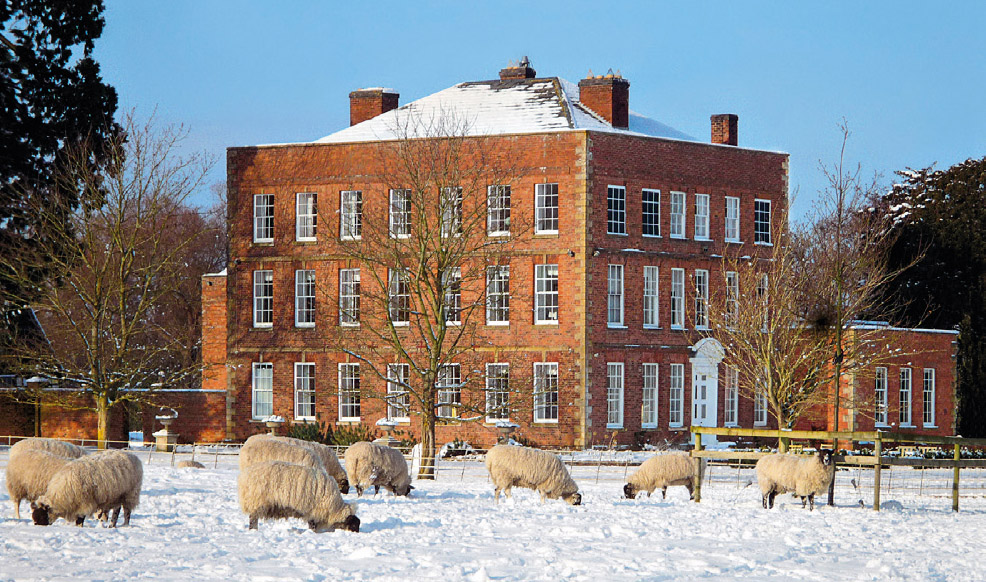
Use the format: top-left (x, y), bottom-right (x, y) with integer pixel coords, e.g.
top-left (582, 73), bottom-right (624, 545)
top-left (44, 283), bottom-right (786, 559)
top-left (239, 435), bottom-right (326, 473)
top-left (32, 450), bottom-right (143, 527)
top-left (484, 444), bottom-right (582, 505)
top-left (5, 449), bottom-right (74, 519)
top-left (10, 437), bottom-right (85, 461)
top-left (251, 434), bottom-right (350, 493)
top-left (623, 451), bottom-right (696, 500)
top-left (344, 441), bottom-right (412, 497)
top-left (176, 460), bottom-right (205, 469)
top-left (756, 449), bottom-right (835, 511)
top-left (238, 460), bottom-right (359, 532)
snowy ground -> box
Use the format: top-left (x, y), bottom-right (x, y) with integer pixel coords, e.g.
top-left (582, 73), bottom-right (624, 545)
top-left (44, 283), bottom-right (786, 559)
top-left (2, 450), bottom-right (986, 581)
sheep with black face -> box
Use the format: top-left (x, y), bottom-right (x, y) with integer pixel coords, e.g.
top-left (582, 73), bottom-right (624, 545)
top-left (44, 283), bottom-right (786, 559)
top-left (485, 444), bottom-right (582, 505)
top-left (623, 451), bottom-right (695, 501)
top-left (32, 450), bottom-right (143, 527)
top-left (756, 449), bottom-right (835, 511)
top-left (238, 460), bottom-right (359, 532)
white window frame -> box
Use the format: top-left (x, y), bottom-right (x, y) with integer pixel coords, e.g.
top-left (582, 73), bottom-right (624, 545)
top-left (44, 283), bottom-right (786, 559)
top-left (253, 194), bottom-right (274, 243)
top-left (340, 190), bottom-right (362, 240)
top-left (535, 183), bottom-right (559, 235)
top-left (294, 362), bottom-right (315, 421)
top-left (669, 363), bottom-right (684, 427)
top-left (388, 269), bottom-right (410, 326)
top-left (670, 191), bottom-right (686, 239)
top-left (386, 363), bottom-right (410, 422)
top-left (436, 364), bottom-right (461, 419)
top-left (923, 368), bottom-right (936, 427)
top-left (487, 185), bottom-right (511, 236)
top-left (485, 363), bottom-right (510, 422)
top-left (607, 185), bottom-right (627, 235)
top-left (725, 196), bottom-right (740, 242)
top-left (389, 189), bottom-right (411, 239)
top-left (338, 363), bottom-right (360, 421)
top-left (670, 268), bottom-right (685, 329)
top-left (533, 362), bottom-right (559, 423)
top-left (724, 367), bottom-right (739, 426)
top-left (443, 267), bottom-right (461, 325)
top-left (295, 269), bottom-right (316, 328)
top-left (441, 186), bottom-right (462, 238)
top-left (295, 192), bottom-right (316, 242)
top-left (694, 193), bottom-right (710, 240)
top-left (900, 368), bottom-right (913, 426)
top-left (339, 268), bottom-right (360, 327)
top-left (754, 392), bottom-right (768, 426)
top-left (754, 198), bottom-right (771, 245)
top-left (725, 271), bottom-right (739, 327)
top-left (253, 269), bottom-right (273, 328)
top-left (643, 266), bottom-right (659, 328)
top-left (641, 363), bottom-right (658, 428)
top-left (874, 367), bottom-right (888, 427)
top-left (607, 264), bottom-right (624, 328)
top-left (642, 189), bottom-right (661, 238)
top-left (251, 362), bottom-right (273, 419)
top-left (694, 269), bottom-right (709, 329)
top-left (606, 362), bottom-right (624, 429)
top-left (486, 265), bottom-right (510, 325)
top-left (534, 264), bottom-right (559, 325)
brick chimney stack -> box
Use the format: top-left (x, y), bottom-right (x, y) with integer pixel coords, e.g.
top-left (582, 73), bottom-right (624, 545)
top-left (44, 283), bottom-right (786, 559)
top-left (711, 114), bottom-right (738, 146)
top-left (578, 70), bottom-right (630, 129)
top-left (349, 88), bottom-right (399, 126)
top-left (499, 56), bottom-right (537, 80)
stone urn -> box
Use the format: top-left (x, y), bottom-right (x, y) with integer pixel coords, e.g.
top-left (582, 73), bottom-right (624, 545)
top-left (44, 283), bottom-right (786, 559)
top-left (495, 421), bottom-right (519, 444)
top-left (153, 409), bottom-right (179, 452)
top-left (264, 416), bottom-right (285, 435)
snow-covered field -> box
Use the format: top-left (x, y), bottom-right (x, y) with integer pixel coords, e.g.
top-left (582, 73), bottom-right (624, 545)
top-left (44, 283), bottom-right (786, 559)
top-left (3, 450), bottom-right (986, 581)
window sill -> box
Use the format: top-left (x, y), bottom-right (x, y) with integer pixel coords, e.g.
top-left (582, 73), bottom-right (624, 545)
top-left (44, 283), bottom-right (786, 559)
top-left (337, 419), bottom-right (362, 424)
top-left (340, 323), bottom-right (361, 328)
top-left (671, 326), bottom-right (686, 331)
top-left (640, 424), bottom-right (658, 430)
top-left (487, 321), bottom-right (509, 327)
top-left (642, 234), bottom-right (662, 239)
top-left (252, 325), bottom-right (273, 330)
top-left (607, 324), bottom-right (627, 329)
top-left (875, 423), bottom-right (890, 428)
top-left (694, 237), bottom-right (712, 242)
top-left (643, 325), bottom-right (662, 330)
top-left (388, 418), bottom-right (411, 424)
top-left (340, 236), bottom-right (362, 242)
top-left (252, 240), bottom-right (274, 246)
top-left (534, 321), bottom-right (559, 326)
top-left (900, 424), bottom-right (916, 428)
top-left (295, 323), bottom-right (315, 329)
top-left (725, 239), bottom-right (743, 245)
top-left (754, 241), bottom-right (773, 247)
top-left (534, 231), bottom-right (559, 237)
top-left (668, 424), bottom-right (684, 430)
top-left (533, 419), bottom-right (559, 425)
top-left (295, 238), bottom-right (317, 244)
top-left (695, 326), bottom-right (710, 331)
top-left (487, 232), bottom-right (510, 238)
top-left (390, 234), bottom-right (411, 240)
top-left (754, 424), bottom-right (768, 428)
top-left (923, 424), bottom-right (938, 429)
top-left (724, 423), bottom-right (740, 428)
top-left (606, 424), bottom-right (624, 430)
top-left (391, 322), bottom-right (410, 328)
top-left (670, 235), bottom-right (686, 240)
top-left (607, 232), bottom-right (628, 237)
top-left (294, 417), bottom-right (316, 423)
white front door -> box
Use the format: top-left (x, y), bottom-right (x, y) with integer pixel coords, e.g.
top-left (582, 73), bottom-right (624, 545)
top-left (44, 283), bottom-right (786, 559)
top-left (690, 338), bottom-right (724, 445)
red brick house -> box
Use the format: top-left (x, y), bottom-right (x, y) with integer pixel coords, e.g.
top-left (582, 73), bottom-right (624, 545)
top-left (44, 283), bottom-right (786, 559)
top-left (201, 60), bottom-right (957, 448)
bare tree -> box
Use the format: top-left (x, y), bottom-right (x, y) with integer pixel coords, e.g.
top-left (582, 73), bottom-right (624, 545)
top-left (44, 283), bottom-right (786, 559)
top-left (328, 112), bottom-right (525, 478)
top-left (2, 112), bottom-right (214, 447)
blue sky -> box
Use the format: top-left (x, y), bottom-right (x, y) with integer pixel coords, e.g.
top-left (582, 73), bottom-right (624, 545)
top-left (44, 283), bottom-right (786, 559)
top-left (94, 1), bottom-right (986, 219)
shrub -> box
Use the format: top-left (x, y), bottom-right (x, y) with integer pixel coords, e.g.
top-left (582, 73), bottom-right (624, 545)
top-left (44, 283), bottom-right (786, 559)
top-left (287, 417), bottom-right (334, 445)
top-left (332, 424), bottom-right (379, 446)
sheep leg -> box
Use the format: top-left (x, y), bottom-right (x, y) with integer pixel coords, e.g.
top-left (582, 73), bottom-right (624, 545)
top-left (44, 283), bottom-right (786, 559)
top-left (75, 516), bottom-right (85, 527)
top-left (807, 494), bottom-right (815, 511)
top-left (122, 507), bottom-right (132, 526)
top-left (355, 485), bottom-right (364, 497)
top-left (248, 515), bottom-right (259, 530)
top-left (493, 487), bottom-right (501, 503)
top-left (661, 486), bottom-right (668, 500)
top-left (766, 489), bottom-right (778, 509)
top-left (686, 481), bottom-right (695, 500)
top-left (14, 501), bottom-right (20, 520)
top-left (109, 506), bottom-right (121, 528)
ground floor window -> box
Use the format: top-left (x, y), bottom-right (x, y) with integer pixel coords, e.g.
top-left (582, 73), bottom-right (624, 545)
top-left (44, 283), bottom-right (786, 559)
top-left (534, 363), bottom-right (559, 422)
top-left (294, 363), bottom-right (315, 420)
top-left (252, 362), bottom-right (273, 419)
top-left (339, 363), bottom-right (360, 421)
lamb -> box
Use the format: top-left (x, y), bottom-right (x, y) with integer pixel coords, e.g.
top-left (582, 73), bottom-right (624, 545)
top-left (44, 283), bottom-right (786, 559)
top-left (32, 449), bottom-right (143, 527)
top-left (239, 434), bottom-right (327, 473)
top-left (238, 460), bottom-right (360, 532)
top-left (10, 437), bottom-right (86, 461)
top-left (623, 451), bottom-right (696, 500)
top-left (249, 434), bottom-right (349, 493)
top-left (5, 449), bottom-right (74, 519)
top-left (756, 449), bottom-right (835, 511)
top-left (343, 441), bottom-right (412, 497)
top-left (484, 444), bottom-right (582, 505)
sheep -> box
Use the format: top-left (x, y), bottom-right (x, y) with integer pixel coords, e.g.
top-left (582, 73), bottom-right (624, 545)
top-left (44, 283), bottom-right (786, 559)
top-left (239, 434), bottom-right (327, 473)
top-left (5, 449), bottom-right (75, 519)
top-left (756, 449), bottom-right (835, 511)
top-left (10, 437), bottom-right (86, 461)
top-left (484, 444), bottom-right (582, 505)
top-left (250, 434), bottom-right (350, 493)
top-left (343, 441), bottom-right (412, 497)
top-left (238, 460), bottom-right (359, 532)
top-left (32, 450), bottom-right (143, 527)
top-left (176, 460), bottom-right (205, 469)
top-left (623, 451), bottom-right (696, 500)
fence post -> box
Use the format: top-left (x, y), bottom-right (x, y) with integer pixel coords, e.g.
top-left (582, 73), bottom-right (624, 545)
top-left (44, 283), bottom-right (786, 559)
top-left (693, 431), bottom-right (703, 503)
top-left (873, 433), bottom-right (882, 511)
top-left (952, 443), bottom-right (960, 512)
top-left (779, 435), bottom-right (789, 454)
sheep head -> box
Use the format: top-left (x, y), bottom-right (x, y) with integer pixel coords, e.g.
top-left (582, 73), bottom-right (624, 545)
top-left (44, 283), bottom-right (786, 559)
top-left (31, 502), bottom-right (51, 526)
top-left (563, 492), bottom-right (582, 506)
top-left (818, 449), bottom-right (834, 466)
top-left (623, 483), bottom-right (637, 499)
top-left (338, 479), bottom-right (350, 495)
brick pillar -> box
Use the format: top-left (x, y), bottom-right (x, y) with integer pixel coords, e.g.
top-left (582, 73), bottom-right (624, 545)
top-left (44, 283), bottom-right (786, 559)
top-left (578, 74), bottom-right (630, 129)
top-left (349, 89), bottom-right (399, 126)
top-left (711, 114), bottom-right (739, 146)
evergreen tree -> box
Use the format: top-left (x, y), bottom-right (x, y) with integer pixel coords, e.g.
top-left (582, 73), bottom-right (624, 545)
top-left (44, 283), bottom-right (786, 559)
top-left (0, 1), bottom-right (120, 322)
top-left (878, 157), bottom-right (986, 436)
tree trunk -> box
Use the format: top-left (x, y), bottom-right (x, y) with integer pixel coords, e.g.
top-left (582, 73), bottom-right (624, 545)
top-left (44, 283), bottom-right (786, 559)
top-left (96, 393), bottom-right (110, 450)
top-left (417, 412), bottom-right (436, 480)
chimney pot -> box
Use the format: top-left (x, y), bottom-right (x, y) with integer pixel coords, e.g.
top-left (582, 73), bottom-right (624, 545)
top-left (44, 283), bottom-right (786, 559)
top-left (499, 56), bottom-right (537, 80)
top-left (349, 88), bottom-right (399, 126)
top-left (578, 71), bottom-right (630, 129)
top-left (711, 114), bottom-right (739, 146)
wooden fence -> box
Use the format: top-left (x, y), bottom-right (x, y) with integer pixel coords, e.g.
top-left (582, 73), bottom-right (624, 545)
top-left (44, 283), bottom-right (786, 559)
top-left (690, 426), bottom-right (986, 511)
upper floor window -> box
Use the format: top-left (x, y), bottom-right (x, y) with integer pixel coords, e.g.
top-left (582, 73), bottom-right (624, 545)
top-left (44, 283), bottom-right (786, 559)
top-left (874, 367), bottom-right (888, 426)
top-left (754, 392), bottom-right (767, 426)
top-left (338, 363), bottom-right (360, 421)
top-left (487, 185), bottom-right (511, 236)
top-left (486, 265), bottom-right (510, 325)
top-left (441, 186), bottom-right (462, 237)
top-left (251, 362), bottom-right (273, 419)
top-left (694, 269), bottom-right (709, 329)
top-left (388, 269), bottom-right (410, 325)
top-left (642, 189), bottom-right (661, 237)
top-left (725, 271), bottom-right (739, 327)
top-left (339, 268), bottom-right (360, 326)
top-left (443, 267), bottom-right (461, 325)
top-left (389, 189), bottom-right (411, 239)
top-left (387, 363), bottom-right (410, 421)
top-left (534, 264), bottom-right (559, 324)
top-left (923, 368), bottom-right (936, 427)
top-left (294, 362), bottom-right (315, 420)
top-left (296, 193), bottom-right (316, 241)
top-left (694, 193), bottom-right (710, 240)
top-left (607, 186), bottom-right (626, 235)
top-left (535, 183), bottom-right (559, 234)
top-left (670, 191), bottom-right (686, 238)
top-left (670, 268), bottom-right (685, 329)
top-left (533, 362), bottom-right (559, 422)
top-left (486, 363), bottom-right (510, 422)
top-left (340, 190), bottom-right (362, 240)
top-left (295, 269), bottom-right (315, 327)
top-left (725, 196), bottom-right (740, 242)
top-left (253, 269), bottom-right (273, 328)
top-left (899, 367), bottom-right (912, 426)
top-left (669, 363), bottom-right (684, 427)
top-left (254, 194), bottom-right (274, 243)
top-left (754, 199), bottom-right (771, 244)
top-left (607, 362), bottom-right (624, 428)
top-left (607, 264), bottom-right (624, 327)
top-left (436, 363), bottom-right (461, 419)
top-left (643, 266), bottom-right (659, 328)
top-left (724, 367), bottom-right (739, 426)
top-left (641, 363), bottom-right (658, 428)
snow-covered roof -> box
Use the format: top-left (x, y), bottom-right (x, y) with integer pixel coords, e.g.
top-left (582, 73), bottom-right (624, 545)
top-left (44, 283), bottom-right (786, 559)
top-left (314, 77), bottom-right (696, 144)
